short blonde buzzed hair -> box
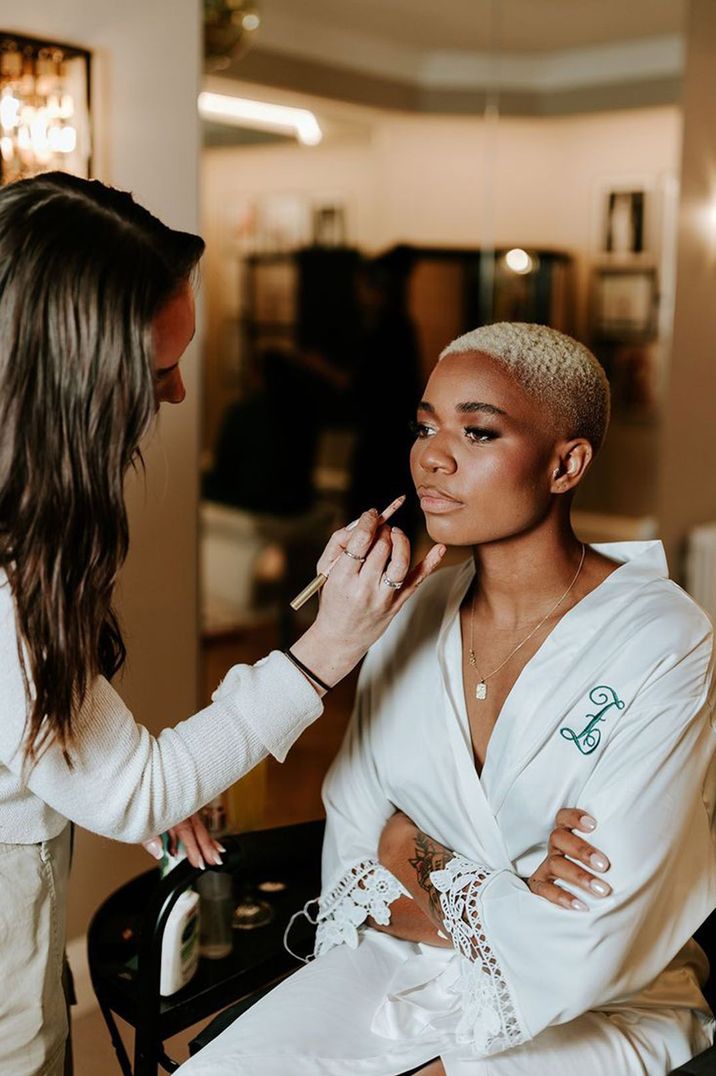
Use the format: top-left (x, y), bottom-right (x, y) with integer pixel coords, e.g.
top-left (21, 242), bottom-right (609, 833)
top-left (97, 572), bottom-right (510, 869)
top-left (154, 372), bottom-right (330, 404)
top-left (440, 322), bottom-right (610, 452)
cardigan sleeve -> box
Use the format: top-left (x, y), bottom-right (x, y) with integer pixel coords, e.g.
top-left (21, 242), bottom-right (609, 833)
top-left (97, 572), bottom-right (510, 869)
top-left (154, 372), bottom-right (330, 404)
top-left (0, 638), bottom-right (323, 842)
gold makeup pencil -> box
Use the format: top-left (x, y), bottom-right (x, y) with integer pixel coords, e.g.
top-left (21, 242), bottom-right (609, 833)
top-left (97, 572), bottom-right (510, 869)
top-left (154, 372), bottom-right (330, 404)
top-left (289, 495), bottom-right (406, 610)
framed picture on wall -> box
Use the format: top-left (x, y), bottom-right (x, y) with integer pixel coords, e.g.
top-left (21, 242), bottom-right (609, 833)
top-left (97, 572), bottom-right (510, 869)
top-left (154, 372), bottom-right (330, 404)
top-left (603, 190), bottom-right (646, 254)
top-left (312, 203), bottom-right (346, 247)
top-left (593, 267), bottom-right (658, 341)
top-left (591, 175), bottom-right (660, 259)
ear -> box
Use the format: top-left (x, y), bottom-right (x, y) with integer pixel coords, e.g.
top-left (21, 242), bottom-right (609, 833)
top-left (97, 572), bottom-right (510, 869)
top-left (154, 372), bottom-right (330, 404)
top-left (550, 439), bottom-right (593, 494)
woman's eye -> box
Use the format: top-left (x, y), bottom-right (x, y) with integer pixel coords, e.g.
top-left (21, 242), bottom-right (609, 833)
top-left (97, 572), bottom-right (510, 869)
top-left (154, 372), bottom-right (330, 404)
top-left (154, 365), bottom-right (177, 382)
top-left (410, 420), bottom-right (436, 439)
top-left (464, 426), bottom-right (497, 444)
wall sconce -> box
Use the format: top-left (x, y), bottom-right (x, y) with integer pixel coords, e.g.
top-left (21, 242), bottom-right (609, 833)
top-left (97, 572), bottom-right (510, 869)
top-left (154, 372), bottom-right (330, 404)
top-left (0, 33), bottom-right (91, 186)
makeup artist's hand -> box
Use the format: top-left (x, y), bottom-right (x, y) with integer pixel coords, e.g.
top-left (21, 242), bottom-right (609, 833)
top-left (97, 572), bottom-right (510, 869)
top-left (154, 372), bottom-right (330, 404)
top-left (527, 808), bottom-right (611, 910)
top-left (292, 506), bottom-right (446, 691)
top-left (142, 811), bottom-right (225, 869)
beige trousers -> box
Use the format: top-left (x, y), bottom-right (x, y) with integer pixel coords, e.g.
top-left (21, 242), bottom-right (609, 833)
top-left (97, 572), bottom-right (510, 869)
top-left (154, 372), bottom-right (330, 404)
top-left (0, 826), bottom-right (71, 1076)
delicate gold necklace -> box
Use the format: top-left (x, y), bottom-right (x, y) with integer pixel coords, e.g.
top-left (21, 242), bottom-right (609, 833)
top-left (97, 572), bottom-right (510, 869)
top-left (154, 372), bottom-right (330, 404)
top-left (468, 544), bottom-right (586, 701)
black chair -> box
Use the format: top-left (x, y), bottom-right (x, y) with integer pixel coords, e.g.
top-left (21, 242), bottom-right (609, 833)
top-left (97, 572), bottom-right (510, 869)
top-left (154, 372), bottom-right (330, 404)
top-left (668, 909), bottom-right (716, 1074)
top-left (87, 820), bottom-right (324, 1076)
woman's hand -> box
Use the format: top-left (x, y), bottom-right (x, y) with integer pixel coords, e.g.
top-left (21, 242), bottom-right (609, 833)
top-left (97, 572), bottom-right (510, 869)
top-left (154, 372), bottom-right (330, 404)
top-left (142, 811), bottom-right (225, 869)
top-left (292, 506), bottom-right (446, 690)
top-left (527, 809), bottom-right (611, 911)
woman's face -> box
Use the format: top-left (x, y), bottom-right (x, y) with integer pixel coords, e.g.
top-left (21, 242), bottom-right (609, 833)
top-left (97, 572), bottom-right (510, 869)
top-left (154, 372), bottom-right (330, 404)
top-left (410, 350), bottom-right (565, 547)
top-left (152, 281), bottom-right (196, 406)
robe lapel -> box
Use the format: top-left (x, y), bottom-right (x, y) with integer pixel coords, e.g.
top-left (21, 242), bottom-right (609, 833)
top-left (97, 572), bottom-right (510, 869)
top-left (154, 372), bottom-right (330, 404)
top-left (436, 559), bottom-right (513, 868)
top-left (482, 541), bottom-right (669, 815)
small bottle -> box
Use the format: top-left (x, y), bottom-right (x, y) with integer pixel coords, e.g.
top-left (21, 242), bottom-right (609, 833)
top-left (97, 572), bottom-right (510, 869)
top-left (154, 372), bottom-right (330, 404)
top-left (159, 890), bottom-right (200, 996)
top-left (158, 833), bottom-right (200, 996)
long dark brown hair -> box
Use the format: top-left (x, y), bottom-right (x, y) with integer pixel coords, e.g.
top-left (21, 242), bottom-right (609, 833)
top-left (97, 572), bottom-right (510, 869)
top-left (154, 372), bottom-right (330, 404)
top-left (0, 173), bottom-right (204, 763)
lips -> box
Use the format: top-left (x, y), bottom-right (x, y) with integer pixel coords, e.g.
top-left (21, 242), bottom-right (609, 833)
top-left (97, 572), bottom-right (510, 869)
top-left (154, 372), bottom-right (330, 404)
top-left (417, 485), bottom-right (464, 513)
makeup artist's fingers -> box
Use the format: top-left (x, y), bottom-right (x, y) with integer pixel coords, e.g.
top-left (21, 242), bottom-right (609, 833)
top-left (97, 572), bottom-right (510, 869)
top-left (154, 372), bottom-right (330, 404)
top-left (330, 510), bottom-right (392, 581)
top-left (360, 524), bottom-right (394, 582)
top-left (317, 508), bottom-right (379, 577)
top-left (394, 544), bottom-right (447, 608)
top-left (316, 498), bottom-right (406, 577)
top-left (382, 526), bottom-right (411, 586)
top-left (316, 523), bottom-right (357, 577)
top-left (168, 813), bottom-right (224, 869)
top-left (172, 821), bottom-right (204, 869)
top-left (142, 836), bottom-right (164, 861)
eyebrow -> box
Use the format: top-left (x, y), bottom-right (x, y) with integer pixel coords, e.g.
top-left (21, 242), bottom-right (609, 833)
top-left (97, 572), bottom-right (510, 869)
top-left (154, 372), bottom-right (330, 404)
top-left (417, 399), bottom-right (507, 417)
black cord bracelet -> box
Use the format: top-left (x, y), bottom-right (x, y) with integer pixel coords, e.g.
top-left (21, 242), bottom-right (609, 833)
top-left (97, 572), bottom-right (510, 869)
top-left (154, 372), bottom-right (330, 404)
top-left (284, 649), bottom-right (332, 693)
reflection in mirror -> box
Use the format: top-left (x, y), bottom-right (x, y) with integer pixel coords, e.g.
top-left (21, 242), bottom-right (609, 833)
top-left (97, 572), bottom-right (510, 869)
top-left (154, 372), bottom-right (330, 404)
top-left (198, 0), bottom-right (685, 834)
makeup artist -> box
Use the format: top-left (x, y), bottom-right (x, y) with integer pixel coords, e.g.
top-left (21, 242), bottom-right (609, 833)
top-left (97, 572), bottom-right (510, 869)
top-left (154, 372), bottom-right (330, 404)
top-left (0, 173), bottom-right (446, 1076)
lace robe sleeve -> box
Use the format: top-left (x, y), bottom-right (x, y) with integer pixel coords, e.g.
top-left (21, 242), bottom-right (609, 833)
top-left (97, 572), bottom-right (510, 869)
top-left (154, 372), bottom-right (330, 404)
top-left (315, 858), bottom-right (406, 955)
top-left (431, 856), bottom-right (527, 1055)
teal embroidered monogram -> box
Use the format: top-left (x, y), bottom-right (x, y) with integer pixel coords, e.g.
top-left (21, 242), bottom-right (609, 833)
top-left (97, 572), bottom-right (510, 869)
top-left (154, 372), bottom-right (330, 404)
top-left (560, 685), bottom-right (625, 755)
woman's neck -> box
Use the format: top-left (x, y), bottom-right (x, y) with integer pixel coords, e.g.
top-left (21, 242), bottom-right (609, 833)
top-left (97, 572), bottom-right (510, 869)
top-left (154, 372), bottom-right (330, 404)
top-left (470, 520), bottom-right (586, 630)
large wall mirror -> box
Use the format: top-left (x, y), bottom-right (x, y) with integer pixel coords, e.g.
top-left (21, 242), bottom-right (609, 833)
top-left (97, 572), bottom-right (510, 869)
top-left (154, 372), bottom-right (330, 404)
top-left (197, 0), bottom-right (686, 831)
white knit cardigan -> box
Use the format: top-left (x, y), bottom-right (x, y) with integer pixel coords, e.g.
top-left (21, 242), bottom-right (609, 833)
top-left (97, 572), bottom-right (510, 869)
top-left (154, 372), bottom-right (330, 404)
top-left (0, 571), bottom-right (322, 844)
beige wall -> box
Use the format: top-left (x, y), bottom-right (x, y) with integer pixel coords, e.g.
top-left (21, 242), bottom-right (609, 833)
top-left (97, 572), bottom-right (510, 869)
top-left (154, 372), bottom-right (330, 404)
top-left (657, 0), bottom-right (716, 575)
top-left (202, 99), bottom-right (681, 478)
top-left (9, 1), bottom-right (202, 939)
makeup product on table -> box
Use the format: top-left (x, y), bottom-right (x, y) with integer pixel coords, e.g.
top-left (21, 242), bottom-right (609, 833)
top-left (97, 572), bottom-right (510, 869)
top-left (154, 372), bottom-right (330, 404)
top-left (289, 495), bottom-right (406, 610)
top-left (158, 832), bottom-right (201, 996)
top-left (197, 871), bottom-right (233, 959)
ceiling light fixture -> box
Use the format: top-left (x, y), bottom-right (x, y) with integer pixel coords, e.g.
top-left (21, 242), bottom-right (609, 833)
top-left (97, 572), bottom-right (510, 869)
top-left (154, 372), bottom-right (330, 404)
top-left (204, 0), bottom-right (261, 71)
top-left (198, 91), bottom-right (323, 146)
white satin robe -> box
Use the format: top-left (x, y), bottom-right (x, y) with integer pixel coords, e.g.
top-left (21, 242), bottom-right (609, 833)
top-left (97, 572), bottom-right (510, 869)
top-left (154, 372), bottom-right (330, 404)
top-left (180, 541), bottom-right (716, 1075)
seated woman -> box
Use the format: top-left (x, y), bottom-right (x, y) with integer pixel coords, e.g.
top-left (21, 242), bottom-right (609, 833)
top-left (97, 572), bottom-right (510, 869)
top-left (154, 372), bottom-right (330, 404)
top-left (180, 323), bottom-right (716, 1075)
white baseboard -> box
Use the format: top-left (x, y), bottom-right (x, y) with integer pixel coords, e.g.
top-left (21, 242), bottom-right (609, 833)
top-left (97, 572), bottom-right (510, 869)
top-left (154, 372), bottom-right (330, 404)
top-left (66, 934), bottom-right (98, 1020)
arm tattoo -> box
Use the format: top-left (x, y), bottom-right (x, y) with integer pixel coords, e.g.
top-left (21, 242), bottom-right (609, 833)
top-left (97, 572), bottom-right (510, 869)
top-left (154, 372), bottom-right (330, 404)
top-left (408, 830), bottom-right (453, 922)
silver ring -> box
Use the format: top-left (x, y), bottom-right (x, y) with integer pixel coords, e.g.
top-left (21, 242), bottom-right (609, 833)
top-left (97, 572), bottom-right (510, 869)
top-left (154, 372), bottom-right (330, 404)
top-left (383, 575), bottom-right (404, 590)
top-left (343, 548), bottom-right (367, 563)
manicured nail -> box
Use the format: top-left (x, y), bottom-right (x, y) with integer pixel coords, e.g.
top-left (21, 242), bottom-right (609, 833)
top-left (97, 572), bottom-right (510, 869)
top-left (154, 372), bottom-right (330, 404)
top-left (589, 879), bottom-right (611, 897)
top-left (589, 853), bottom-right (609, 871)
top-left (216, 843), bottom-right (227, 853)
top-left (212, 851), bottom-right (223, 866)
top-left (579, 814), bottom-right (596, 831)
top-left (197, 860), bottom-right (206, 870)
top-left (571, 898), bottom-right (588, 911)
top-left (146, 839), bottom-right (163, 860)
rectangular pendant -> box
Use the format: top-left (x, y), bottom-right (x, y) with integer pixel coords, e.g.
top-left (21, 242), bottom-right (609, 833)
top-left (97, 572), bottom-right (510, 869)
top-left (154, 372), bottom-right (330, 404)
top-left (475, 681), bottom-right (488, 701)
